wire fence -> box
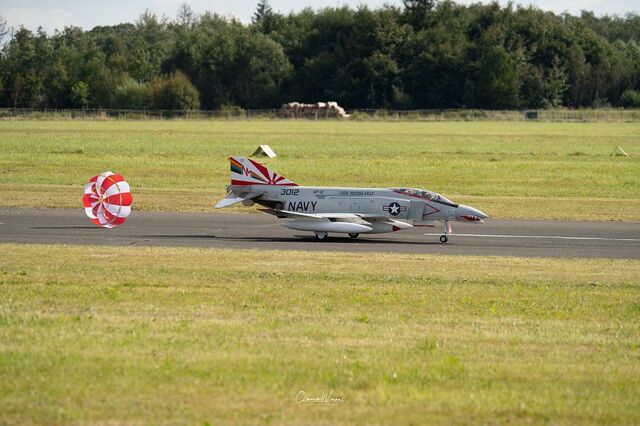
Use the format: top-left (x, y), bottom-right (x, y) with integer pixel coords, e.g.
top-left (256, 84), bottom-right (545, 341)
top-left (1, 107), bottom-right (639, 122)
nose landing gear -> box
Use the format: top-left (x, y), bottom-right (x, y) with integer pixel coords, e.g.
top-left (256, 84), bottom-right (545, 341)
top-left (440, 221), bottom-right (451, 243)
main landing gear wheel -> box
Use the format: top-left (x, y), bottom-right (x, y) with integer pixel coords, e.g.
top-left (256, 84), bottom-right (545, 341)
top-left (439, 235), bottom-right (448, 243)
top-left (348, 233), bottom-right (359, 239)
top-left (315, 232), bottom-right (328, 241)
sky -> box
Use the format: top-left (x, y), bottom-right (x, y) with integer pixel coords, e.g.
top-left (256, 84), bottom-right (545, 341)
top-left (1, 0), bottom-right (638, 34)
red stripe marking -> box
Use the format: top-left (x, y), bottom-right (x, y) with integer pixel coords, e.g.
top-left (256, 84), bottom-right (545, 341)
top-left (231, 179), bottom-right (297, 186)
top-left (231, 179), bottom-right (254, 186)
top-left (119, 192), bottom-right (133, 206)
top-left (100, 174), bottom-right (125, 195)
top-left (104, 193), bottom-right (132, 206)
top-left (111, 217), bottom-right (126, 226)
top-left (249, 158), bottom-right (270, 180)
top-left (83, 193), bottom-right (97, 207)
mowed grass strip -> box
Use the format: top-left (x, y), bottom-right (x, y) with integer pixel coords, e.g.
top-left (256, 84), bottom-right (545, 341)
top-left (1, 120), bottom-right (638, 220)
top-left (0, 243), bottom-right (638, 424)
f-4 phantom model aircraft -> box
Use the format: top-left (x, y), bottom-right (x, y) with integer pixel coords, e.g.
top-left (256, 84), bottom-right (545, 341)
top-left (215, 156), bottom-right (487, 242)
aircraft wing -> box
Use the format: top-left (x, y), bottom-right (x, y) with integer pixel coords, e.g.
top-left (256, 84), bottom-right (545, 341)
top-left (259, 209), bottom-right (414, 234)
top-left (261, 209), bottom-right (409, 225)
top-left (261, 209), bottom-right (362, 221)
top-left (275, 210), bottom-right (327, 220)
top-left (314, 212), bottom-right (364, 220)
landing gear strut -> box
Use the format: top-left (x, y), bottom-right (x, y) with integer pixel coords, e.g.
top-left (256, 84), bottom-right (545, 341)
top-left (315, 232), bottom-right (328, 241)
top-left (348, 233), bottom-right (359, 239)
top-left (440, 221), bottom-right (451, 244)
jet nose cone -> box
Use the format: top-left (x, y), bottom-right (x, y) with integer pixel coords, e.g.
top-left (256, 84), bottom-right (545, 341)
top-left (457, 205), bottom-right (488, 222)
top-left (472, 207), bottom-right (488, 220)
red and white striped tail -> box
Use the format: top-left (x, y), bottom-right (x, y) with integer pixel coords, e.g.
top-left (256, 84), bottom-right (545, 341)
top-left (229, 156), bottom-right (297, 186)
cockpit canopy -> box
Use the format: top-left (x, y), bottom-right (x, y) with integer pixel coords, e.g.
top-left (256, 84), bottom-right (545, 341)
top-left (392, 188), bottom-right (456, 205)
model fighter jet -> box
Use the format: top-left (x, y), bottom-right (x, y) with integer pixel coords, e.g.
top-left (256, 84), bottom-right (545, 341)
top-left (215, 156), bottom-right (487, 242)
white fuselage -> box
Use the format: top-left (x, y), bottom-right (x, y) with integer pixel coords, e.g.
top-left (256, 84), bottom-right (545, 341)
top-left (234, 185), bottom-right (467, 223)
top-left (219, 156), bottom-right (488, 241)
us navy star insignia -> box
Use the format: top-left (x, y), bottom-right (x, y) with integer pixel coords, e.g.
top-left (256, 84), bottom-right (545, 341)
top-left (383, 202), bottom-right (406, 216)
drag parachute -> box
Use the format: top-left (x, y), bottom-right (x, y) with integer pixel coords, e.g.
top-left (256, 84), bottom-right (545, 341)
top-left (83, 171), bottom-right (133, 228)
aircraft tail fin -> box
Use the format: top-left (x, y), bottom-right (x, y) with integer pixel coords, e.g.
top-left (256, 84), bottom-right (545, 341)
top-left (229, 156), bottom-right (297, 186)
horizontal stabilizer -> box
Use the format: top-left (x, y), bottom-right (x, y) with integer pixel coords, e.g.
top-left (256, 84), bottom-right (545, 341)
top-left (215, 191), bottom-right (260, 209)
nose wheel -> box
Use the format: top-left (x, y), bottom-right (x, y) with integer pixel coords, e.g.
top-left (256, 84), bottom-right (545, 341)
top-left (348, 233), bottom-right (359, 239)
top-left (440, 220), bottom-right (451, 243)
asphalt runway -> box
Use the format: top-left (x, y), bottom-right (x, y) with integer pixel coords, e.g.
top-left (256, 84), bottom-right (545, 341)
top-left (1, 208), bottom-right (639, 259)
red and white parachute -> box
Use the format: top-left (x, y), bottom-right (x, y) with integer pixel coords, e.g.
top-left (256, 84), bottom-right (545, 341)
top-left (83, 172), bottom-right (133, 228)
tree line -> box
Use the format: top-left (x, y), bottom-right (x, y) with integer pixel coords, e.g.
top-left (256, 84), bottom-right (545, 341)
top-left (1, 1), bottom-right (639, 111)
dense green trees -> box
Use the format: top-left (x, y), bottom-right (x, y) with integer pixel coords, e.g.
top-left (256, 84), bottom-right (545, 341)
top-left (163, 14), bottom-right (291, 109)
top-left (0, 3), bottom-right (638, 110)
top-left (149, 71), bottom-right (199, 110)
top-left (620, 89), bottom-right (640, 107)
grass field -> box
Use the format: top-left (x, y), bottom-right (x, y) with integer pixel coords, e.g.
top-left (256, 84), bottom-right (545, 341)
top-left (1, 120), bottom-right (638, 221)
top-left (1, 120), bottom-right (639, 423)
top-left (0, 244), bottom-right (639, 424)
